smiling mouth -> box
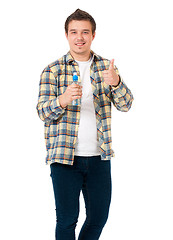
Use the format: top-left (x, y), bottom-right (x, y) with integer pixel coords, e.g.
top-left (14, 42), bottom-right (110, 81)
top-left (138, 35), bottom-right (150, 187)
top-left (75, 43), bottom-right (85, 46)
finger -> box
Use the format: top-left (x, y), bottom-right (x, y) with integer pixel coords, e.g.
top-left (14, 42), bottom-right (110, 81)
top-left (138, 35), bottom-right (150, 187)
top-left (71, 83), bottom-right (79, 87)
top-left (109, 59), bottom-right (114, 70)
top-left (73, 88), bottom-right (82, 93)
top-left (102, 73), bottom-right (111, 80)
top-left (72, 88), bottom-right (82, 95)
top-left (72, 95), bottom-right (82, 100)
top-left (103, 70), bottom-right (109, 74)
top-left (102, 71), bottom-right (109, 77)
top-left (71, 84), bottom-right (82, 89)
top-left (103, 77), bottom-right (110, 82)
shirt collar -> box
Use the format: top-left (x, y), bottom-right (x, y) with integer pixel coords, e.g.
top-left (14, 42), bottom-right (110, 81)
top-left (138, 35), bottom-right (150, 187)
top-left (65, 50), bottom-right (101, 64)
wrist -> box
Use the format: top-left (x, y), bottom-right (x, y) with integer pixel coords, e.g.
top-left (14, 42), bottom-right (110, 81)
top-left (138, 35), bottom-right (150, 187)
top-left (112, 75), bottom-right (120, 87)
top-left (59, 94), bottom-right (67, 109)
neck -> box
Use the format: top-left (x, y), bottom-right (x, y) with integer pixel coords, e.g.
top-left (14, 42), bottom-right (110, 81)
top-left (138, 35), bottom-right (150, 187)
top-left (70, 50), bottom-right (91, 62)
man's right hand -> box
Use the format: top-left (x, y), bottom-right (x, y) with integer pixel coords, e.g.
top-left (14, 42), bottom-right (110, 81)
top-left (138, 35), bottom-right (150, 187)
top-left (59, 83), bottom-right (82, 108)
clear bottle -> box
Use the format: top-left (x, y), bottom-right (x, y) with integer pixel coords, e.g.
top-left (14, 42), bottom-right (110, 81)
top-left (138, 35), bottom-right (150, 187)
top-left (72, 72), bottom-right (79, 106)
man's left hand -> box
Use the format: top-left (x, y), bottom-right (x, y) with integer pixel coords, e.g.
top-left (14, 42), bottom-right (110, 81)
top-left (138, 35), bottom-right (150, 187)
top-left (102, 59), bottom-right (120, 87)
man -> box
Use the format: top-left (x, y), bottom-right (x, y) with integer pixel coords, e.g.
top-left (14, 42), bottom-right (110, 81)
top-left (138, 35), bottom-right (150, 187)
top-left (36, 9), bottom-right (133, 240)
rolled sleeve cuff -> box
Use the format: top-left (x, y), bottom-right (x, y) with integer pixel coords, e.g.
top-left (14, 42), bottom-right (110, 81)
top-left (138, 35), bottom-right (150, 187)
top-left (110, 77), bottom-right (127, 97)
top-left (51, 97), bottom-right (66, 113)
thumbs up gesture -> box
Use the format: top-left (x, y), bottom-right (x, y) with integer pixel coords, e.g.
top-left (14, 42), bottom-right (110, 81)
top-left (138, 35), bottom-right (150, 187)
top-left (102, 59), bottom-right (120, 87)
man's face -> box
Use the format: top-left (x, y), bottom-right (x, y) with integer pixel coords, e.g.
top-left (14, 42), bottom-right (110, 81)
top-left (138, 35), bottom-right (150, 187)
top-left (65, 20), bottom-right (95, 60)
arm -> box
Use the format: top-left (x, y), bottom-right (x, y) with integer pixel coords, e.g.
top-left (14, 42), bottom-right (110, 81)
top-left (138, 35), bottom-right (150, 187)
top-left (102, 59), bottom-right (134, 112)
top-left (109, 77), bottom-right (134, 112)
top-left (36, 66), bottom-right (66, 123)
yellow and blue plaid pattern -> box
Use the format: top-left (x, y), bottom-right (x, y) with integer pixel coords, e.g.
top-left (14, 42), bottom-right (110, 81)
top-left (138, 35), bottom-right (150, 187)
top-left (36, 51), bottom-right (134, 165)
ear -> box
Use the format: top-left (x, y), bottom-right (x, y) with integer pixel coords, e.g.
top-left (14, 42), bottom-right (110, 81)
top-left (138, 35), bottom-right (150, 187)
top-left (92, 32), bottom-right (96, 40)
top-left (65, 32), bottom-right (68, 40)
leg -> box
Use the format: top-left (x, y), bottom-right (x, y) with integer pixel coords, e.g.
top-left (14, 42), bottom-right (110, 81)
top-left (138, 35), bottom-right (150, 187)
top-left (78, 157), bottom-right (112, 240)
top-left (50, 161), bottom-right (83, 240)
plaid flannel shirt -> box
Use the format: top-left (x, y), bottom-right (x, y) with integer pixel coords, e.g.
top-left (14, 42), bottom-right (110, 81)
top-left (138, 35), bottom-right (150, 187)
top-left (36, 51), bottom-right (134, 165)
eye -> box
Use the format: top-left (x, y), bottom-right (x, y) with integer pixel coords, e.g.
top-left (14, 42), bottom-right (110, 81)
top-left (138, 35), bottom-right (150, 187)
top-left (83, 31), bottom-right (89, 34)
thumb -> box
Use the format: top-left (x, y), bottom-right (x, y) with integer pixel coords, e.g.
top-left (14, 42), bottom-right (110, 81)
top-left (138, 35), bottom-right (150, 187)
top-left (109, 59), bottom-right (114, 70)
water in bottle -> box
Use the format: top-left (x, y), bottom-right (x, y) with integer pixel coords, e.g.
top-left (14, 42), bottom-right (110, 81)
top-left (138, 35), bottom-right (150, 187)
top-left (72, 72), bottom-right (79, 106)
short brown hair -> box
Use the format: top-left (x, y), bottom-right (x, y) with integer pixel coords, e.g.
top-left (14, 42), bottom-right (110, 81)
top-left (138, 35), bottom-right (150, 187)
top-left (65, 9), bottom-right (96, 34)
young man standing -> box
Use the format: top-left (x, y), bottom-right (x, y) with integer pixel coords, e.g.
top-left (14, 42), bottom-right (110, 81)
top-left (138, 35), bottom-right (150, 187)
top-left (37, 9), bottom-right (133, 240)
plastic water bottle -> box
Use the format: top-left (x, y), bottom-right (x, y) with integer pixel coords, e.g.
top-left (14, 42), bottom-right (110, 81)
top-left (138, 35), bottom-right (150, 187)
top-left (72, 72), bottom-right (79, 106)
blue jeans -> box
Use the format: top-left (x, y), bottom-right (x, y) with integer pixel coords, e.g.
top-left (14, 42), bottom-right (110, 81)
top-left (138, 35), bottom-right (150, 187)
top-left (50, 155), bottom-right (112, 240)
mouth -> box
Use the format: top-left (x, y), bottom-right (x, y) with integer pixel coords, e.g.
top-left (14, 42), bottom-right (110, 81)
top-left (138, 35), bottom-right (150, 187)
top-left (75, 43), bottom-right (86, 46)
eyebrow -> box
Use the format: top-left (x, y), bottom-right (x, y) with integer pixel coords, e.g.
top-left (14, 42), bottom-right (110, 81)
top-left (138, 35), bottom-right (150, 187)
top-left (69, 29), bottom-right (90, 32)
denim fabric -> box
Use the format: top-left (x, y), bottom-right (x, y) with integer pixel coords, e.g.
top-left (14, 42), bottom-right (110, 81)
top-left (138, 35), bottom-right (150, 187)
top-left (50, 155), bottom-right (112, 240)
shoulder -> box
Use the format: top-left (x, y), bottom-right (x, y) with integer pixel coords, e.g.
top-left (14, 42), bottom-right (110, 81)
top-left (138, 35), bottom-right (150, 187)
top-left (92, 52), bottom-right (110, 71)
top-left (41, 55), bottom-right (66, 76)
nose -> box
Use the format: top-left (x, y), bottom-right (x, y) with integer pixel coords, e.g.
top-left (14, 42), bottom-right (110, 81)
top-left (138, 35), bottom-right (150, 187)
top-left (76, 32), bottom-right (84, 40)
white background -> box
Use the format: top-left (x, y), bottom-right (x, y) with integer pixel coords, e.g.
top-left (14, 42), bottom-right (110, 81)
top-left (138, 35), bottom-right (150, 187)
top-left (1, 0), bottom-right (173, 239)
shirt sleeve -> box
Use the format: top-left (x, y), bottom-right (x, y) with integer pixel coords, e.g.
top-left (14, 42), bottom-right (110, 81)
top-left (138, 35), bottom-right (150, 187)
top-left (110, 75), bottom-right (134, 112)
top-left (36, 66), bottom-right (66, 123)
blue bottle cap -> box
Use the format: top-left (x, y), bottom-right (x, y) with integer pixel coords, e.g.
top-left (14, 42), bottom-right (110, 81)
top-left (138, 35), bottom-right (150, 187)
top-left (73, 72), bottom-right (78, 81)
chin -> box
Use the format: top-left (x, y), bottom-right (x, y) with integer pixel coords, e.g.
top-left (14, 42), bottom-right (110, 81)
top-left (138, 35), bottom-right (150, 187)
top-left (73, 49), bottom-right (86, 55)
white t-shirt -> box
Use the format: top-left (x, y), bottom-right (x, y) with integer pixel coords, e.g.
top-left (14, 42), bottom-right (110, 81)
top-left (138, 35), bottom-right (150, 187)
top-left (74, 57), bottom-right (101, 156)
